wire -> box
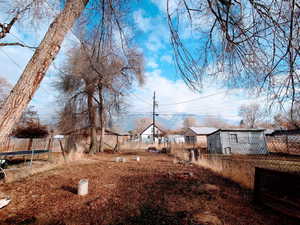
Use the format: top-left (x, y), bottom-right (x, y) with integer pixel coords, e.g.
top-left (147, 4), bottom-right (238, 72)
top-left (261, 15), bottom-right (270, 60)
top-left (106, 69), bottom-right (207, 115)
top-left (127, 92), bottom-right (153, 105)
top-left (0, 48), bottom-right (54, 98)
top-left (0, 48), bottom-right (23, 70)
top-left (10, 32), bottom-right (36, 51)
top-left (158, 91), bottom-right (228, 106)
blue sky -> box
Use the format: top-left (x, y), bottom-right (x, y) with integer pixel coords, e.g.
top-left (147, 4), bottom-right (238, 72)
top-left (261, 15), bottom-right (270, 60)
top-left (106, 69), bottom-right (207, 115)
top-left (0, 0), bottom-right (268, 128)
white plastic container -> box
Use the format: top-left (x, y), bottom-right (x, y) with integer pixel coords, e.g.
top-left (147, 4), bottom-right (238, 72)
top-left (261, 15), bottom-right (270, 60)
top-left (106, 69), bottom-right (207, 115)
top-left (134, 156), bottom-right (140, 161)
top-left (78, 179), bottom-right (88, 196)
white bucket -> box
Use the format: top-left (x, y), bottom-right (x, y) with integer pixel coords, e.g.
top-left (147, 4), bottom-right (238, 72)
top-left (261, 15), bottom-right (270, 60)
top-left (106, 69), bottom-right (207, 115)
top-left (78, 179), bottom-right (88, 196)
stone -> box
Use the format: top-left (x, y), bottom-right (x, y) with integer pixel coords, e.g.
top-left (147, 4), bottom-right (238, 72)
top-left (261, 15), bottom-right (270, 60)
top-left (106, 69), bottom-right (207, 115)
top-left (192, 211), bottom-right (223, 225)
top-left (134, 156), bottom-right (140, 161)
top-left (199, 184), bottom-right (220, 192)
top-left (0, 197), bottom-right (11, 209)
top-left (120, 157), bottom-right (127, 163)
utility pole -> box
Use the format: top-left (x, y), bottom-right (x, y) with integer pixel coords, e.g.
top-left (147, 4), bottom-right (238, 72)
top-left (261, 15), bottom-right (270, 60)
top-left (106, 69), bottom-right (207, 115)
top-left (152, 91), bottom-right (157, 143)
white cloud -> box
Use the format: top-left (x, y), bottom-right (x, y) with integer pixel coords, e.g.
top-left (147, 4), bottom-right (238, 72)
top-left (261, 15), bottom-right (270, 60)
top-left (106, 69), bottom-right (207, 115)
top-left (133, 9), bottom-right (152, 32)
top-left (126, 70), bottom-right (267, 125)
top-left (0, 11), bottom-right (79, 123)
top-left (146, 58), bottom-right (159, 69)
top-left (161, 55), bottom-right (172, 64)
top-left (145, 33), bottom-right (165, 51)
top-left (150, 0), bottom-right (180, 14)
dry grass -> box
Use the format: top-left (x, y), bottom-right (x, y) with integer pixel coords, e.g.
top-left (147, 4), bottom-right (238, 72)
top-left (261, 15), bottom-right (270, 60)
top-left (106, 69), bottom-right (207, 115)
top-left (1, 151), bottom-right (95, 184)
top-left (0, 152), bottom-right (298, 225)
top-left (169, 144), bottom-right (300, 189)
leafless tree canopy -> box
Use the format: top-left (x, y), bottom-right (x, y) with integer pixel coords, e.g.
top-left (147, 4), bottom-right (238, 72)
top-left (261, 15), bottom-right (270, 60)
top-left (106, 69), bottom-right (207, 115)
top-left (0, 77), bottom-right (11, 107)
top-left (201, 116), bottom-right (231, 128)
top-left (168, 0), bottom-right (300, 112)
top-left (133, 117), bottom-right (152, 131)
top-left (239, 103), bottom-right (264, 128)
top-left (182, 116), bottom-right (198, 128)
top-left (11, 106), bottom-right (48, 138)
top-left (0, 0), bottom-right (59, 48)
top-left (57, 44), bottom-right (144, 130)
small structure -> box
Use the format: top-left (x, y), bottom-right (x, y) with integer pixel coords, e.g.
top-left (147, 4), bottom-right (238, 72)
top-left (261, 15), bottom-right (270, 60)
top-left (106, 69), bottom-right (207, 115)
top-left (207, 128), bottom-right (268, 155)
top-left (184, 127), bottom-right (218, 147)
top-left (166, 130), bottom-right (185, 143)
top-left (131, 123), bottom-right (166, 143)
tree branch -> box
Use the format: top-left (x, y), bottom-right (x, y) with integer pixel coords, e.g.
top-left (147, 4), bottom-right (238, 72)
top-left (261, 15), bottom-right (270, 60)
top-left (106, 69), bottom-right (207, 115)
top-left (0, 42), bottom-right (36, 49)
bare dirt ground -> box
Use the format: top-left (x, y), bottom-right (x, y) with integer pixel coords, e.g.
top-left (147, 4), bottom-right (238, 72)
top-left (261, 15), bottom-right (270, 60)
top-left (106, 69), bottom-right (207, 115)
top-left (0, 152), bottom-right (298, 225)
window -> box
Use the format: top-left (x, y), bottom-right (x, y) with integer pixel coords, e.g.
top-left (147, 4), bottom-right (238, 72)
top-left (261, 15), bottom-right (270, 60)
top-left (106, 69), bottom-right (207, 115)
top-left (230, 134), bottom-right (238, 143)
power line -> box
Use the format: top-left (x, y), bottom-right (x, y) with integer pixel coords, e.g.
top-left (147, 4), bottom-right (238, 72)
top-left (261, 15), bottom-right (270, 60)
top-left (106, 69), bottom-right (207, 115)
top-left (128, 92), bottom-right (153, 105)
top-left (158, 91), bottom-right (228, 106)
top-left (10, 32), bottom-right (36, 51)
top-left (0, 48), bottom-right (54, 97)
top-left (0, 48), bottom-right (23, 70)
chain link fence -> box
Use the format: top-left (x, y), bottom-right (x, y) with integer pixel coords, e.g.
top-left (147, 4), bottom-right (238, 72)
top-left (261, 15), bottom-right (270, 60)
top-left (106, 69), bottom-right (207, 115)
top-left (168, 131), bottom-right (300, 218)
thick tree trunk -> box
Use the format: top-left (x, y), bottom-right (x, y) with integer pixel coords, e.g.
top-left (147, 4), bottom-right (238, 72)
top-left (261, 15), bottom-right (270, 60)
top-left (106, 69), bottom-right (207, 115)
top-left (98, 85), bottom-right (105, 153)
top-left (0, 0), bottom-right (89, 141)
top-left (87, 93), bottom-right (98, 154)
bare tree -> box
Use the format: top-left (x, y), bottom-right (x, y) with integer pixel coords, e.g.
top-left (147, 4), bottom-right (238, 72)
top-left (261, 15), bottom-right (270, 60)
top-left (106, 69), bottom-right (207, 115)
top-left (167, 0), bottom-right (300, 113)
top-left (56, 42), bottom-right (144, 153)
top-left (12, 106), bottom-right (48, 138)
top-left (182, 116), bottom-right (198, 128)
top-left (0, 0), bottom-right (141, 143)
top-left (134, 118), bottom-right (152, 131)
top-left (273, 103), bottom-right (300, 129)
top-left (0, 0), bottom-right (89, 142)
top-left (202, 116), bottom-right (231, 128)
top-left (239, 103), bottom-right (264, 128)
top-left (0, 77), bottom-right (11, 107)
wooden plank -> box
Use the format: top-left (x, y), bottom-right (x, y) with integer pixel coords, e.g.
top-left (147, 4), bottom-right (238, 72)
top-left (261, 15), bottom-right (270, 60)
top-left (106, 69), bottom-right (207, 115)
top-left (255, 167), bottom-right (300, 219)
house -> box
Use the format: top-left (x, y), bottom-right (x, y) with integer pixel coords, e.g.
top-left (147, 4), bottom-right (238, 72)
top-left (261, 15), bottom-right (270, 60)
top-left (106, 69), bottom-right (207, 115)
top-left (131, 123), bottom-right (166, 143)
top-left (207, 128), bottom-right (268, 155)
top-left (184, 127), bottom-right (218, 147)
top-left (166, 130), bottom-right (185, 143)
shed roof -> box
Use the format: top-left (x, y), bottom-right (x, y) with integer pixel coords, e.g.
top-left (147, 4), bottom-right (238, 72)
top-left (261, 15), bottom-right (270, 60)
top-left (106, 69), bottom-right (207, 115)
top-left (264, 129), bottom-right (275, 135)
top-left (208, 128), bottom-right (265, 136)
top-left (188, 127), bottom-right (218, 135)
top-left (267, 129), bottom-right (300, 136)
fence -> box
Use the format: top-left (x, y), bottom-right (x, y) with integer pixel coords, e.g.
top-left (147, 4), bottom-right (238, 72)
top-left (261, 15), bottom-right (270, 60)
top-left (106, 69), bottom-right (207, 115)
top-left (169, 138), bottom-right (300, 218)
top-left (0, 138), bottom-right (65, 153)
top-left (0, 135), bottom-right (169, 155)
top-left (170, 141), bottom-right (300, 188)
top-left (267, 135), bottom-right (300, 155)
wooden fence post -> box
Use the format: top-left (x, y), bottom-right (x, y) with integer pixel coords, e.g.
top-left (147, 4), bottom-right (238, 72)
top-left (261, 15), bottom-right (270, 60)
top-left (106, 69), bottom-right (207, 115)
top-left (29, 139), bottom-right (34, 169)
top-left (47, 136), bottom-right (53, 162)
top-left (59, 139), bottom-right (67, 162)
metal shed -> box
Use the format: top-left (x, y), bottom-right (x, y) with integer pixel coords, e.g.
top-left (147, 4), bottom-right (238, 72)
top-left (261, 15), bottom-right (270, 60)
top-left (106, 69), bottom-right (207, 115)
top-left (207, 128), bottom-right (268, 155)
top-left (184, 127), bottom-right (218, 146)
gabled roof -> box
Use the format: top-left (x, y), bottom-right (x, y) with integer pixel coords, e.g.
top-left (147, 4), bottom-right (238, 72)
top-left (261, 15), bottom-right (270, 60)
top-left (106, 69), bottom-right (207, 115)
top-left (136, 123), bottom-right (165, 135)
top-left (187, 127), bottom-right (218, 135)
